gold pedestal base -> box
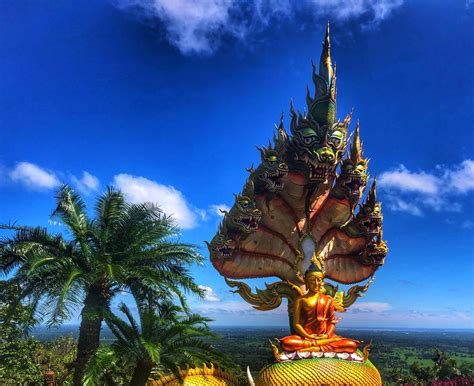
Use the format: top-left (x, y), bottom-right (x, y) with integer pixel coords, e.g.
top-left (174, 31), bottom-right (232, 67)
top-left (255, 357), bottom-right (382, 386)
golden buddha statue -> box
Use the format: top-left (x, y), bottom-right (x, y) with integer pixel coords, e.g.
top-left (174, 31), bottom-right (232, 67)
top-left (280, 257), bottom-right (359, 354)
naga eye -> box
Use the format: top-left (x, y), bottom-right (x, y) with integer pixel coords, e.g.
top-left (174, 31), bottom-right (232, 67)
top-left (267, 155), bottom-right (278, 163)
top-left (328, 130), bottom-right (344, 149)
top-left (303, 136), bottom-right (320, 146)
top-left (298, 128), bottom-right (320, 146)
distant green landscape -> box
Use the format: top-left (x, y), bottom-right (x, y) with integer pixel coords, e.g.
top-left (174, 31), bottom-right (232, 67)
top-left (31, 326), bottom-right (474, 384)
top-left (210, 327), bottom-right (474, 384)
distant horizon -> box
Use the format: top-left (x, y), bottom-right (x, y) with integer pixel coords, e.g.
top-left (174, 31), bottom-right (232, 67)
top-left (32, 324), bottom-right (474, 333)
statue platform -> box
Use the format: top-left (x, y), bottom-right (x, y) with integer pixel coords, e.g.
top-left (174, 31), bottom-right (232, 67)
top-left (252, 354), bottom-right (382, 385)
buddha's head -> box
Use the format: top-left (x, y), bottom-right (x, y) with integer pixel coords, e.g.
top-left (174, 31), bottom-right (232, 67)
top-left (305, 263), bottom-right (324, 293)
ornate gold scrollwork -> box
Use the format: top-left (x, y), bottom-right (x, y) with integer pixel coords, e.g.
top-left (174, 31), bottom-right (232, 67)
top-left (323, 276), bottom-right (375, 308)
top-left (225, 276), bottom-right (375, 312)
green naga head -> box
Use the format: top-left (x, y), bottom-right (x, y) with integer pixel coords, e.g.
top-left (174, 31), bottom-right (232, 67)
top-left (355, 178), bottom-right (383, 237)
top-left (225, 180), bottom-right (262, 233)
top-left (286, 23), bottom-right (351, 182)
top-left (288, 106), bottom-right (350, 182)
top-left (254, 143), bottom-right (289, 192)
top-left (206, 221), bottom-right (236, 260)
top-left (251, 118), bottom-right (289, 193)
top-left (336, 122), bottom-right (369, 198)
top-left (360, 230), bottom-right (388, 267)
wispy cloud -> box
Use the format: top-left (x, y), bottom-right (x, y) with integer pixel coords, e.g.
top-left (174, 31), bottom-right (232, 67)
top-left (308, 0), bottom-right (403, 24)
top-left (112, 174), bottom-right (227, 228)
top-left (209, 204), bottom-right (230, 217)
top-left (198, 285), bottom-right (220, 302)
top-left (116, 0), bottom-right (404, 55)
top-left (379, 160), bottom-right (474, 216)
top-left (113, 173), bottom-right (201, 229)
top-left (71, 171), bottom-right (100, 194)
top-left (385, 197), bottom-right (423, 217)
top-left (379, 165), bottom-right (439, 194)
top-left (349, 302), bottom-right (392, 314)
top-left (9, 162), bottom-right (61, 190)
top-left (445, 159), bottom-right (474, 193)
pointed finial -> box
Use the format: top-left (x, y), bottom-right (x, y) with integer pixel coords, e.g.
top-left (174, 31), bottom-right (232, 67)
top-left (289, 99), bottom-right (295, 115)
top-left (325, 20), bottom-right (330, 46)
top-left (350, 120), bottom-right (363, 163)
top-left (367, 176), bottom-right (377, 207)
top-left (319, 21), bottom-right (333, 83)
top-left (344, 109), bottom-right (353, 126)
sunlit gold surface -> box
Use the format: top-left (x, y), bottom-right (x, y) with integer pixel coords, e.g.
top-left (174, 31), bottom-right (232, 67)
top-left (149, 364), bottom-right (238, 386)
top-left (255, 357), bottom-right (382, 386)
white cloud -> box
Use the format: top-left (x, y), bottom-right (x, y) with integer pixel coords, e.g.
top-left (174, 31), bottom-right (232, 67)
top-left (379, 160), bottom-right (474, 216)
top-left (117, 0), bottom-right (238, 55)
top-left (116, 0), bottom-right (404, 55)
top-left (9, 162), bottom-right (60, 190)
top-left (48, 219), bottom-right (63, 226)
top-left (209, 204), bottom-right (230, 217)
top-left (71, 171), bottom-right (100, 194)
top-left (308, 0), bottom-right (403, 24)
top-left (445, 159), bottom-right (474, 194)
top-left (349, 302), bottom-right (392, 313)
top-left (113, 173), bottom-right (199, 229)
top-left (198, 285), bottom-right (220, 302)
top-left (379, 165), bottom-right (440, 194)
top-left (195, 300), bottom-right (258, 315)
top-left (385, 197), bottom-right (422, 217)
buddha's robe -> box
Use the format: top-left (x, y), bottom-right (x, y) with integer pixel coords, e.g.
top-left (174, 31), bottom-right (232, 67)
top-left (281, 293), bottom-right (359, 353)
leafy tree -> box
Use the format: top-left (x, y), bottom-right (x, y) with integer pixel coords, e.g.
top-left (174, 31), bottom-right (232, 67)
top-left (384, 366), bottom-right (417, 385)
top-left (459, 361), bottom-right (474, 378)
top-left (84, 301), bottom-right (232, 386)
top-left (409, 361), bottom-right (435, 383)
top-left (0, 185), bottom-right (204, 385)
top-left (432, 348), bottom-right (461, 380)
top-left (0, 282), bottom-right (43, 384)
top-left (36, 335), bottom-right (77, 384)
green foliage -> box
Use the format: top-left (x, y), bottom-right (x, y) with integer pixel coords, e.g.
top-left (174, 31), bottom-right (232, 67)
top-left (384, 348), bottom-right (471, 384)
top-left (84, 301), bottom-right (235, 386)
top-left (35, 335), bottom-right (77, 384)
top-left (1, 185), bottom-right (205, 383)
top-left (0, 282), bottom-right (42, 384)
top-left (0, 330), bottom-right (43, 384)
top-left (409, 360), bottom-right (435, 382)
top-left (0, 185), bottom-right (204, 326)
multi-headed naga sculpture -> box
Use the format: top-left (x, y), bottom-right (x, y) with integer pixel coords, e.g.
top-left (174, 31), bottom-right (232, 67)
top-left (207, 23), bottom-right (388, 385)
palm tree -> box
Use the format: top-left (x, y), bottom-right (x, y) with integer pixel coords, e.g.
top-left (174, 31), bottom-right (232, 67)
top-left (0, 185), bottom-right (204, 385)
top-left (84, 301), bottom-right (229, 386)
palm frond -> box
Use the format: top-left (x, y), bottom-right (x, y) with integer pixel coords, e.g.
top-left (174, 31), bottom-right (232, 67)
top-left (51, 185), bottom-right (90, 242)
top-left (83, 345), bottom-right (120, 386)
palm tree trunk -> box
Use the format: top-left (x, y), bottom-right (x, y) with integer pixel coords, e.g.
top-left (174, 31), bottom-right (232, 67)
top-left (72, 284), bottom-right (109, 386)
top-left (129, 360), bottom-right (154, 386)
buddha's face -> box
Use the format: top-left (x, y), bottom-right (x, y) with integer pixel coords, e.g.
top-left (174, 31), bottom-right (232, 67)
top-left (305, 272), bottom-right (324, 293)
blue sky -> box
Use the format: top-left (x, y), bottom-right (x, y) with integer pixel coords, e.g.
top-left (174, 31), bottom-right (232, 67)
top-left (1, 0), bottom-right (473, 329)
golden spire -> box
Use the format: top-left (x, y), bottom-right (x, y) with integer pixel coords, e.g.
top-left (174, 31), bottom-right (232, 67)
top-left (350, 121), bottom-right (364, 163)
top-left (319, 21), bottom-right (333, 85)
top-left (366, 177), bottom-right (377, 208)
